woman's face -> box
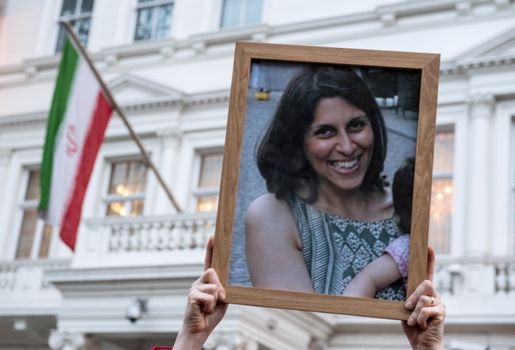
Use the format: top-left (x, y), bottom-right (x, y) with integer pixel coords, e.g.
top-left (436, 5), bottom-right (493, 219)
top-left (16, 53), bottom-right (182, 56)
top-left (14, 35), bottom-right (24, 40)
top-left (304, 97), bottom-right (374, 193)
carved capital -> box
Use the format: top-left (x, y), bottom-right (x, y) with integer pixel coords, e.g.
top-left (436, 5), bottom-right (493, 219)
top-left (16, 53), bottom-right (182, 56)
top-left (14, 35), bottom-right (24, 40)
top-left (157, 127), bottom-right (182, 149)
top-left (160, 46), bottom-right (175, 59)
top-left (48, 330), bottom-right (85, 350)
top-left (251, 32), bottom-right (268, 42)
top-left (204, 331), bottom-right (258, 350)
top-left (104, 54), bottom-right (118, 67)
top-left (0, 149), bottom-right (11, 166)
top-left (455, 1), bottom-right (472, 16)
top-left (192, 41), bottom-right (206, 55)
top-left (468, 93), bottom-right (495, 120)
top-left (25, 65), bottom-right (38, 79)
top-left (380, 12), bottom-right (396, 27)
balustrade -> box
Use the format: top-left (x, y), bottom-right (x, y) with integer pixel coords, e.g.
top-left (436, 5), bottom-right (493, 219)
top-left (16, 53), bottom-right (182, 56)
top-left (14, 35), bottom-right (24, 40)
top-left (435, 256), bottom-right (515, 296)
top-left (5, 214), bottom-right (511, 302)
top-left (0, 259), bottom-right (69, 293)
top-left (84, 212), bottom-right (216, 254)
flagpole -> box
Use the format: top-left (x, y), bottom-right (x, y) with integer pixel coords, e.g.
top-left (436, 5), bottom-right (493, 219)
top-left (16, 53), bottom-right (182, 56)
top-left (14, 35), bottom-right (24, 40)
top-left (60, 21), bottom-right (183, 213)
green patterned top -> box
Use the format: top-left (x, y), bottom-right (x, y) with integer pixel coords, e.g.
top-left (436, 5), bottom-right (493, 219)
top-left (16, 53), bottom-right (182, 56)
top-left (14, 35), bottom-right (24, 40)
top-left (289, 197), bottom-right (406, 300)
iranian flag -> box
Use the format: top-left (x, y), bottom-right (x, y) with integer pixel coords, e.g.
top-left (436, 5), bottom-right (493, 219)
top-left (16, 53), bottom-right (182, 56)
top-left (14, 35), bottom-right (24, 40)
top-left (39, 38), bottom-right (113, 250)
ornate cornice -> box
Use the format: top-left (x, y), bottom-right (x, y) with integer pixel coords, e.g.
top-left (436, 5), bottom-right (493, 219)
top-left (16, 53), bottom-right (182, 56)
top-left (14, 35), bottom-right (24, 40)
top-left (45, 263), bottom-right (203, 284)
top-left (0, 112), bottom-right (47, 128)
top-left (1, 0), bottom-right (513, 80)
top-left (0, 90), bottom-right (230, 129)
top-left (184, 90), bottom-right (230, 107)
top-left (441, 53), bottom-right (515, 76)
top-left (123, 96), bottom-right (183, 112)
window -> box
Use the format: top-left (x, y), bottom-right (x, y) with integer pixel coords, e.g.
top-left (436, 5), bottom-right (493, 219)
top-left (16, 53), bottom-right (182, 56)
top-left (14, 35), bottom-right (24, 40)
top-left (220, 0), bottom-right (263, 29)
top-left (15, 169), bottom-right (54, 259)
top-left (134, 0), bottom-right (174, 41)
top-left (104, 159), bottom-right (148, 217)
top-left (429, 131), bottom-right (455, 254)
top-left (55, 0), bottom-right (94, 52)
top-left (193, 152), bottom-right (223, 212)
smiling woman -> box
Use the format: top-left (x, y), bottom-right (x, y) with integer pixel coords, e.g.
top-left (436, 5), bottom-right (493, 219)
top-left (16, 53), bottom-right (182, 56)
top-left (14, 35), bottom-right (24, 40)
top-left (212, 43), bottom-right (439, 319)
top-left (245, 65), bottom-right (408, 299)
top-left (304, 97), bottom-right (375, 196)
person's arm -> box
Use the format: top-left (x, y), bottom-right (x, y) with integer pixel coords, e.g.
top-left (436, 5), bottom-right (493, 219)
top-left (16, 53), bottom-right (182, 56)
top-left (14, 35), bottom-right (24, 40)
top-left (402, 247), bottom-right (445, 350)
top-left (246, 194), bottom-right (313, 292)
top-left (173, 237), bottom-right (228, 350)
top-left (343, 254), bottom-right (401, 298)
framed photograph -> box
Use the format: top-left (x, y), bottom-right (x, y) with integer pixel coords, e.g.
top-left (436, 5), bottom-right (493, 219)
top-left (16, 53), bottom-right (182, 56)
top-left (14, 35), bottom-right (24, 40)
top-left (212, 42), bottom-right (440, 320)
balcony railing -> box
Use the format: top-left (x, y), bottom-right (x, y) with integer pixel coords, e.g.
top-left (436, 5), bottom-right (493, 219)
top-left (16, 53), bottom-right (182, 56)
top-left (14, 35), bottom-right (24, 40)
top-left (77, 212), bottom-right (216, 267)
top-left (435, 256), bottom-right (515, 296)
top-left (0, 259), bottom-right (70, 293)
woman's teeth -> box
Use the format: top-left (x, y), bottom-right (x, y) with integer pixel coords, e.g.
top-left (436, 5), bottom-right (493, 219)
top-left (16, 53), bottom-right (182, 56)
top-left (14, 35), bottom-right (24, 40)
top-left (329, 158), bottom-right (358, 169)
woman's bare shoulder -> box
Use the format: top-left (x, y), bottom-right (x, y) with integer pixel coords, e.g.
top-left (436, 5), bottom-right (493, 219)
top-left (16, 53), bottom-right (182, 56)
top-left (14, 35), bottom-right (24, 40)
top-left (245, 194), bottom-right (311, 291)
top-left (246, 193), bottom-right (291, 219)
top-left (245, 193), bottom-right (297, 238)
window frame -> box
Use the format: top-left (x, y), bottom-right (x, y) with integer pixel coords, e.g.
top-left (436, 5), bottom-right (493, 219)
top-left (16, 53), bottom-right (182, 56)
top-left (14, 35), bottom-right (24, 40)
top-left (429, 125), bottom-right (456, 256)
top-left (191, 148), bottom-right (224, 213)
top-left (13, 167), bottom-right (57, 260)
top-left (55, 0), bottom-right (94, 52)
top-left (133, 0), bottom-right (174, 42)
top-left (219, 0), bottom-right (263, 29)
top-left (102, 156), bottom-right (149, 218)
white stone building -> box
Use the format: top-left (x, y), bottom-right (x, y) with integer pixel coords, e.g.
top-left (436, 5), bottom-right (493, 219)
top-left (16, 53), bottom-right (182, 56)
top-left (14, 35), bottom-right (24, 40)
top-left (0, 0), bottom-right (514, 349)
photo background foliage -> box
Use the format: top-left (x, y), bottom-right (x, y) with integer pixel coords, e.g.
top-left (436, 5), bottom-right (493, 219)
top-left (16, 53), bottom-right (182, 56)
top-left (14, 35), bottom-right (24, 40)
top-left (229, 60), bottom-right (421, 286)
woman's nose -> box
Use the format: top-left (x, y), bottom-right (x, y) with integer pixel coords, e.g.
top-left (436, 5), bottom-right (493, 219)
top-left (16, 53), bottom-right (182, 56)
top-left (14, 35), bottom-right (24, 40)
top-left (335, 133), bottom-right (355, 155)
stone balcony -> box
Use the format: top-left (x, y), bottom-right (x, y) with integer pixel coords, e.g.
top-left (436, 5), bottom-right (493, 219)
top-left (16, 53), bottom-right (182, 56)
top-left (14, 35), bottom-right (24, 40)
top-left (0, 259), bottom-right (68, 315)
top-left (1, 212), bottom-right (514, 324)
top-left (0, 213), bottom-right (215, 318)
top-left (435, 256), bottom-right (515, 296)
top-left (434, 255), bottom-right (515, 324)
top-left (73, 212), bottom-right (216, 268)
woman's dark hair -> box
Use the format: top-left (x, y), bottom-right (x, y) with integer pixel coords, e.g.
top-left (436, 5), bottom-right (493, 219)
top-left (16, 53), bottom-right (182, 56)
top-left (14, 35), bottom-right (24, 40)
top-left (392, 157), bottom-right (415, 233)
top-left (256, 64), bottom-right (388, 202)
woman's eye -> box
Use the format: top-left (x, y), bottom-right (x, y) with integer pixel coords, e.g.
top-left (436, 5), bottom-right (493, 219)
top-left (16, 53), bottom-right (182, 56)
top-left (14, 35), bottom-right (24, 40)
top-left (348, 119), bottom-right (366, 132)
top-left (314, 126), bottom-right (335, 137)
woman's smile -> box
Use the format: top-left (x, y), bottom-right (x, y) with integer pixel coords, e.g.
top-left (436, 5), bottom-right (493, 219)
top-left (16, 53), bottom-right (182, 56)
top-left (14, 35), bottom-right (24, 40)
top-left (328, 156), bottom-right (360, 172)
top-left (304, 97), bottom-right (374, 193)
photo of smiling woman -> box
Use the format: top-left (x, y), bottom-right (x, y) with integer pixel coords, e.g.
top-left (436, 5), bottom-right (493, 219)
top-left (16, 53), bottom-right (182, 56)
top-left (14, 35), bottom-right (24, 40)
top-left (239, 63), bottom-right (421, 300)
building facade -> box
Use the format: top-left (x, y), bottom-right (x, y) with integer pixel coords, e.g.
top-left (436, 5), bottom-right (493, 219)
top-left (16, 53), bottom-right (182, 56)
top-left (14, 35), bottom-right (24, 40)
top-left (0, 0), bottom-right (514, 349)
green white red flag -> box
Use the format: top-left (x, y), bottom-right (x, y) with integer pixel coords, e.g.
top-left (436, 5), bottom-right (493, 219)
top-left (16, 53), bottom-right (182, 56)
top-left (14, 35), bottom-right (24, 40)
top-left (39, 38), bottom-right (113, 250)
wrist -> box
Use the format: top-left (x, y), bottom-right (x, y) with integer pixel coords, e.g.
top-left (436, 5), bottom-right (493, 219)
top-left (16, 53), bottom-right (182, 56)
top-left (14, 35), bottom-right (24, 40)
top-left (414, 344), bottom-right (444, 350)
top-left (173, 328), bottom-right (208, 350)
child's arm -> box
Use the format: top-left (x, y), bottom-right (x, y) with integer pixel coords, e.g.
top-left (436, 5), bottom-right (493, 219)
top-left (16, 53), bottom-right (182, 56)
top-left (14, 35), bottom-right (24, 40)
top-left (343, 254), bottom-right (402, 298)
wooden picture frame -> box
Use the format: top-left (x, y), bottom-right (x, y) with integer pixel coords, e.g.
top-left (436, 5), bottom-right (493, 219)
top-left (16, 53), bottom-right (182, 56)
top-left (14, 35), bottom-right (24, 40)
top-left (213, 42), bottom-right (440, 320)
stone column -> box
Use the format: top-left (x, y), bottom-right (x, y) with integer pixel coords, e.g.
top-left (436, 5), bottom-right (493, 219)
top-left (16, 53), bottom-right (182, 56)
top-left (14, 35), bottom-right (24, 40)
top-left (463, 93), bottom-right (495, 295)
top-left (0, 149), bottom-right (10, 186)
top-left (154, 127), bottom-right (182, 214)
top-left (0, 150), bottom-right (11, 245)
top-left (48, 330), bottom-right (85, 350)
top-left (465, 93), bottom-right (494, 256)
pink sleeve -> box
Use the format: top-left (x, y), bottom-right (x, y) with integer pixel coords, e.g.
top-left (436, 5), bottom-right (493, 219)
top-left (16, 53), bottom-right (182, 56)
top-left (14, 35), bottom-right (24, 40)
top-left (384, 234), bottom-right (410, 280)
